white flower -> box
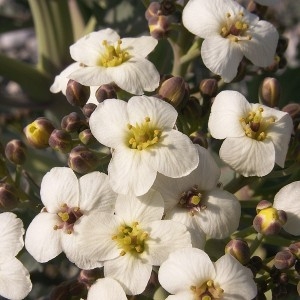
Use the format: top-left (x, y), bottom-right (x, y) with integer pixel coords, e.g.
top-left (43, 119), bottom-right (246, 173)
top-left (68, 28), bottom-right (160, 95)
top-left (87, 278), bottom-right (127, 300)
top-left (153, 145), bottom-right (240, 247)
top-left (0, 212), bottom-right (32, 300)
top-left (77, 190), bottom-right (192, 295)
top-left (158, 248), bottom-right (257, 300)
top-left (25, 167), bottom-right (117, 269)
top-left (273, 181), bottom-right (300, 236)
top-left (208, 90), bottom-right (293, 177)
top-left (182, 0), bottom-right (279, 82)
top-left (89, 95), bottom-right (199, 196)
top-left (50, 62), bottom-right (99, 105)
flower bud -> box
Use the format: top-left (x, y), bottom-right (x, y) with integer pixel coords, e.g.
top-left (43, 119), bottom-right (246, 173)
top-left (5, 139), bottom-right (27, 165)
top-left (148, 15), bottom-right (170, 39)
top-left (66, 79), bottom-right (90, 107)
top-left (48, 129), bottom-right (73, 153)
top-left (282, 103), bottom-right (300, 125)
top-left (157, 76), bottom-right (189, 108)
top-left (68, 145), bottom-right (98, 174)
top-left (259, 77), bottom-right (281, 108)
top-left (189, 131), bottom-right (208, 148)
top-left (79, 129), bottom-right (96, 146)
top-left (78, 269), bottom-right (103, 287)
top-left (95, 84), bottom-right (117, 103)
top-left (199, 78), bottom-right (218, 98)
top-left (289, 242), bottom-right (300, 259)
top-left (82, 103), bottom-right (97, 119)
top-left (253, 201), bottom-right (287, 235)
top-left (61, 112), bottom-right (87, 133)
top-left (23, 117), bottom-right (55, 149)
top-left (274, 250), bottom-right (296, 270)
top-left (0, 183), bottom-right (19, 210)
top-left (225, 239), bottom-right (251, 265)
top-left (145, 1), bottom-right (161, 21)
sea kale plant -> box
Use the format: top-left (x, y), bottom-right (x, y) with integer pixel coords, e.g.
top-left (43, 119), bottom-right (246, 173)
top-left (1, 0), bottom-right (300, 299)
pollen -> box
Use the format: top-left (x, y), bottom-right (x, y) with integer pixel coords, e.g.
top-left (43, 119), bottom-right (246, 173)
top-left (191, 279), bottom-right (224, 299)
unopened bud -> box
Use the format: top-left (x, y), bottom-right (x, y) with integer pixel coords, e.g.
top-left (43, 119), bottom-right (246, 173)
top-left (199, 78), bottom-right (218, 98)
top-left (66, 79), bottom-right (90, 107)
top-left (189, 131), bottom-right (208, 148)
top-left (148, 15), bottom-right (170, 39)
top-left (82, 103), bottom-right (97, 119)
top-left (79, 129), bottom-right (96, 145)
top-left (158, 76), bottom-right (189, 108)
top-left (274, 250), bottom-right (296, 270)
top-left (5, 139), bottom-right (27, 165)
top-left (225, 239), bottom-right (251, 265)
top-left (289, 242), bottom-right (300, 259)
top-left (79, 269), bottom-right (103, 287)
top-left (61, 112), bottom-right (87, 133)
top-left (95, 84), bottom-right (117, 103)
top-left (145, 2), bottom-right (161, 21)
top-left (282, 103), bottom-right (300, 124)
top-left (0, 183), bottom-right (19, 210)
top-left (49, 129), bottom-right (73, 153)
top-left (24, 117), bottom-right (55, 149)
top-left (68, 145), bottom-right (98, 174)
top-left (259, 77), bottom-right (280, 108)
top-left (253, 200), bottom-right (287, 235)
top-left (265, 55), bottom-right (280, 73)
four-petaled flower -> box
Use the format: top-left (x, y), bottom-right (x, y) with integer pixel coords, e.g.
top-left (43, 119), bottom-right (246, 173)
top-left (208, 90), bottom-right (293, 177)
top-left (68, 28), bottom-right (160, 95)
top-left (182, 0), bottom-right (279, 82)
top-left (89, 95), bottom-right (199, 196)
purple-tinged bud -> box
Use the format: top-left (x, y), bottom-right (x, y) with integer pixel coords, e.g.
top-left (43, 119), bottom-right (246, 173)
top-left (259, 77), bottom-right (281, 108)
top-left (48, 129), bottom-right (73, 153)
top-left (289, 242), bottom-right (300, 259)
top-left (278, 272), bottom-right (288, 285)
top-left (0, 182), bottom-right (19, 211)
top-left (282, 103), bottom-right (300, 125)
top-left (78, 269), bottom-right (103, 287)
top-left (5, 139), bottom-right (27, 165)
top-left (274, 250), bottom-right (296, 270)
top-left (79, 129), bottom-right (96, 145)
top-left (23, 117), bottom-right (55, 149)
top-left (95, 84), bottom-right (117, 103)
top-left (157, 76), bottom-right (189, 108)
top-left (61, 112), bottom-right (87, 133)
top-left (66, 79), bottom-right (90, 107)
top-left (199, 78), bottom-right (218, 98)
top-left (68, 145), bottom-right (98, 174)
top-left (225, 239), bottom-right (251, 265)
top-left (145, 2), bottom-right (161, 21)
top-left (189, 131), bottom-right (208, 148)
top-left (148, 15), bottom-right (170, 39)
top-left (253, 201), bottom-right (287, 235)
top-left (82, 103), bottom-right (97, 119)
top-left (160, 0), bottom-right (176, 15)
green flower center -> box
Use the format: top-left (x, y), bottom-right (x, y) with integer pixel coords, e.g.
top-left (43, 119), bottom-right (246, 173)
top-left (240, 107), bottom-right (275, 141)
top-left (127, 117), bottom-right (162, 151)
top-left (191, 280), bottom-right (224, 300)
top-left (98, 39), bottom-right (130, 67)
top-left (112, 222), bottom-right (149, 256)
top-left (220, 12), bottom-right (252, 42)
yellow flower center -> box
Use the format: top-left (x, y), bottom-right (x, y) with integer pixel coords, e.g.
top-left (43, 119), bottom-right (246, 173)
top-left (191, 280), bottom-right (224, 300)
top-left (98, 39), bottom-right (130, 67)
top-left (127, 117), bottom-right (161, 151)
top-left (220, 12), bottom-right (252, 42)
top-left (53, 203), bottom-right (83, 234)
top-left (240, 107), bottom-right (275, 141)
top-left (112, 222), bottom-right (149, 256)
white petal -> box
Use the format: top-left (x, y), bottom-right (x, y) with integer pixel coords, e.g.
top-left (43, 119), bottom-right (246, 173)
top-left (273, 181), bottom-right (300, 236)
top-left (208, 90), bottom-right (250, 139)
top-left (214, 254), bottom-right (257, 299)
top-left (87, 278), bottom-right (127, 300)
top-left (127, 95), bottom-right (177, 130)
top-left (240, 20), bottom-right (279, 67)
top-left (122, 36), bottom-right (158, 57)
top-left (108, 146), bottom-right (157, 196)
top-left (0, 257), bottom-right (32, 300)
top-left (25, 213), bottom-right (62, 263)
top-left (106, 58), bottom-right (160, 94)
top-left (195, 188), bottom-right (241, 239)
top-left (89, 98), bottom-right (129, 148)
top-left (219, 136), bottom-right (275, 177)
top-left (0, 212), bottom-right (24, 257)
top-left (40, 167), bottom-right (79, 213)
top-left (143, 130), bottom-right (199, 178)
top-left (146, 220), bottom-right (192, 266)
top-left (79, 171), bottom-right (116, 212)
top-left (104, 255), bottom-right (152, 295)
top-left (201, 36), bottom-right (244, 82)
top-left (158, 248), bottom-right (215, 294)
top-left (115, 190), bottom-right (164, 224)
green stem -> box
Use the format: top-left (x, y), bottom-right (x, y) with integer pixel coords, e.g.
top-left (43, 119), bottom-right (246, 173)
top-left (249, 233), bottom-right (264, 255)
top-left (231, 226), bottom-right (256, 239)
top-left (224, 175), bottom-right (259, 194)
